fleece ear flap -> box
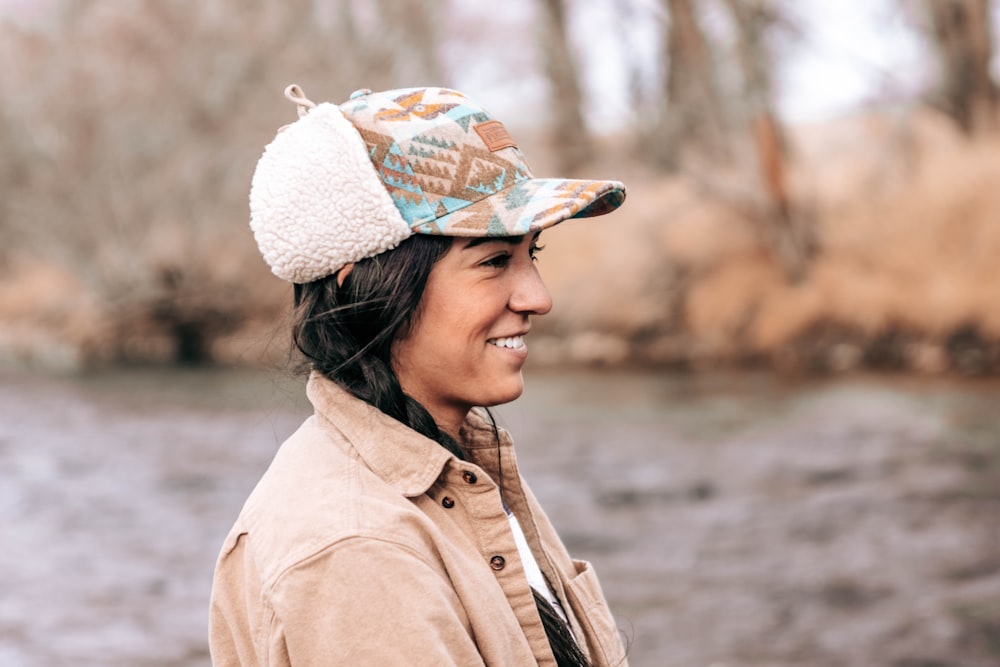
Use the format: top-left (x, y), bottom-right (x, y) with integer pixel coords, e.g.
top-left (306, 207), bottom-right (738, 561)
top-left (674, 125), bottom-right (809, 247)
top-left (249, 101), bottom-right (412, 284)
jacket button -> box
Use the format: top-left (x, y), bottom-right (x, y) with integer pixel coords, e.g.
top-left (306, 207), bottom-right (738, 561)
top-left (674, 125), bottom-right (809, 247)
top-left (462, 471), bottom-right (477, 484)
top-left (490, 555), bottom-right (506, 571)
top-left (441, 497), bottom-right (455, 509)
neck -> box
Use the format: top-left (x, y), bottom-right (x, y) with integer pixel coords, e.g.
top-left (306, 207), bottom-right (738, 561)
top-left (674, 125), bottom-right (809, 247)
top-left (395, 379), bottom-right (470, 443)
top-left (434, 409), bottom-right (468, 442)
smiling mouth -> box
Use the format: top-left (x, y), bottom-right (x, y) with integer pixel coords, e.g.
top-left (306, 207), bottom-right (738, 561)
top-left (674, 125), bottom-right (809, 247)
top-left (487, 336), bottom-right (525, 350)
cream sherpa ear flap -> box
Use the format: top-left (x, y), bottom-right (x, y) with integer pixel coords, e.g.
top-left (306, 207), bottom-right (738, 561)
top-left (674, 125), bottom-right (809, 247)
top-left (249, 88), bottom-right (412, 284)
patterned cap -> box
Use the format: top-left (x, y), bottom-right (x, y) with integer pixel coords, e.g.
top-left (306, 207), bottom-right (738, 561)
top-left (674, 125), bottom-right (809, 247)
top-left (249, 85), bottom-right (626, 283)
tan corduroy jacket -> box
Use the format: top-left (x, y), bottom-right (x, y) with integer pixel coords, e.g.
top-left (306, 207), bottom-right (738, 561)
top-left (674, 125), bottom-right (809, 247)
top-left (209, 373), bottom-right (628, 666)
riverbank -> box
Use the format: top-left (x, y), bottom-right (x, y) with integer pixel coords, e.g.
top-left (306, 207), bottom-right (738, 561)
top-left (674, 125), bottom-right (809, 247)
top-left (3, 111), bottom-right (1000, 375)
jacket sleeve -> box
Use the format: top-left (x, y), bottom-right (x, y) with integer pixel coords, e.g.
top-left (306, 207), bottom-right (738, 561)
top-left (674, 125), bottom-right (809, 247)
top-left (267, 535), bottom-right (487, 667)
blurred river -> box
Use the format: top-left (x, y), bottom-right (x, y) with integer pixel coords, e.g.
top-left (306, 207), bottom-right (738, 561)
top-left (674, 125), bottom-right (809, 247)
top-left (1, 367), bottom-right (998, 666)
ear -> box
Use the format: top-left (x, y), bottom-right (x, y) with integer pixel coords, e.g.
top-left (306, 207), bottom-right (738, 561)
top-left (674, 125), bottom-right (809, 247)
top-left (336, 262), bottom-right (355, 287)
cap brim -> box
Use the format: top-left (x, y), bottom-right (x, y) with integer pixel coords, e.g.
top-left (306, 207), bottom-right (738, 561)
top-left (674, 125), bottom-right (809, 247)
top-left (410, 178), bottom-right (626, 237)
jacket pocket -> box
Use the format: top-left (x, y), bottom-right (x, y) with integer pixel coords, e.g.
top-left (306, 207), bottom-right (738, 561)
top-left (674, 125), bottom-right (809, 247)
top-left (562, 559), bottom-right (627, 666)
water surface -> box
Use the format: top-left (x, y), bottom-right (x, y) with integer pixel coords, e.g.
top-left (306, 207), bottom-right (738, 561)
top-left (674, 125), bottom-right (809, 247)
top-left (1, 368), bottom-right (997, 666)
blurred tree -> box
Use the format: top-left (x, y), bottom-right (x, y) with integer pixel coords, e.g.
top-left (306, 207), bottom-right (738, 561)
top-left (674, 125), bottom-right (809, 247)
top-left (723, 0), bottom-right (815, 280)
top-left (0, 0), bottom-right (445, 364)
top-left (916, 0), bottom-right (997, 134)
top-left (9, 0), bottom-right (324, 364)
top-left (0, 111), bottom-right (24, 268)
top-left (332, 0), bottom-right (445, 89)
top-left (538, 0), bottom-right (592, 172)
top-left (652, 0), bottom-right (730, 168)
top-left (637, 0), bottom-right (815, 279)
top-left (611, 0), bottom-right (659, 133)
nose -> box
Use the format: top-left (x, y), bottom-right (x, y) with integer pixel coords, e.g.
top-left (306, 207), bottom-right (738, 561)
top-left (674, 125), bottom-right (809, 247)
top-left (509, 263), bottom-right (553, 316)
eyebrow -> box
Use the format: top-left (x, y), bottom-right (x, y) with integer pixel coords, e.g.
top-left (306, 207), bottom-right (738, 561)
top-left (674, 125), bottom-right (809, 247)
top-left (462, 232), bottom-right (539, 250)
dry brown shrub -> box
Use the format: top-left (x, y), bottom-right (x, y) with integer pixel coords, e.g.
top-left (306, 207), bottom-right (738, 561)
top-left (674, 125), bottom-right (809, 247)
top-left (535, 109), bottom-right (1000, 372)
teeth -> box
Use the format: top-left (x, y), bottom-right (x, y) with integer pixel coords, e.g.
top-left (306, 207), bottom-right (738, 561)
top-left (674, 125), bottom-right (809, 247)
top-left (488, 336), bottom-right (525, 349)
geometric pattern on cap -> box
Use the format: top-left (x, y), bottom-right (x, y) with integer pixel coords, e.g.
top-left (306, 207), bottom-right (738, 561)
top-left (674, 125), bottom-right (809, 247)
top-left (341, 87), bottom-right (626, 239)
top-left (346, 88), bottom-right (533, 227)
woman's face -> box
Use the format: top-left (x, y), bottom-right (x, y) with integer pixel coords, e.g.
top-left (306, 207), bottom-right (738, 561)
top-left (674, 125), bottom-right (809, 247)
top-left (392, 233), bottom-right (552, 436)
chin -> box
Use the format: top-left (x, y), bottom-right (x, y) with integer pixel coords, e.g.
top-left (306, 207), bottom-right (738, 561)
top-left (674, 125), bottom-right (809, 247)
top-left (480, 375), bottom-right (524, 407)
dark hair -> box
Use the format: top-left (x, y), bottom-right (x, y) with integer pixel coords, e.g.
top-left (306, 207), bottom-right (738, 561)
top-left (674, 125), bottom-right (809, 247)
top-left (292, 234), bottom-right (461, 457)
top-left (291, 234), bottom-right (591, 667)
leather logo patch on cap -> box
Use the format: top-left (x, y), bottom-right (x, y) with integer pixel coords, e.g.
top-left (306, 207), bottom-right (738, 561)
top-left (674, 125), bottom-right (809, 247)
top-left (474, 120), bottom-right (517, 152)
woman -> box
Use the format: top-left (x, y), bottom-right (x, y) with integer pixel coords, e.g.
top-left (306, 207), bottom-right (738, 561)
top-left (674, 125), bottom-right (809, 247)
top-left (210, 85), bottom-right (628, 666)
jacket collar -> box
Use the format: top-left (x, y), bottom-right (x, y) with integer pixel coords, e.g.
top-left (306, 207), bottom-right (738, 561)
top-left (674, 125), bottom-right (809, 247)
top-left (307, 372), bottom-right (505, 497)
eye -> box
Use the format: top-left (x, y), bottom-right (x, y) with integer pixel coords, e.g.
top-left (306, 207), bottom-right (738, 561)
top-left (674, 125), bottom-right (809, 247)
top-left (481, 252), bottom-right (511, 269)
top-left (529, 244), bottom-right (545, 262)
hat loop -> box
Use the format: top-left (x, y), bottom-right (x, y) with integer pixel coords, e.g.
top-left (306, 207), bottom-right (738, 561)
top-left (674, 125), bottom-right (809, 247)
top-left (284, 84), bottom-right (317, 119)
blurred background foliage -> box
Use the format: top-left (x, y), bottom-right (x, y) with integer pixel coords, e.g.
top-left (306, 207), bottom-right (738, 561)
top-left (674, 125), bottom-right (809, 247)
top-left (1, 0), bottom-right (999, 372)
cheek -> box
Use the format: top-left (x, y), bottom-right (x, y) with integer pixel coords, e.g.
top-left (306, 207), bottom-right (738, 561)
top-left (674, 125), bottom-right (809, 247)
top-left (437, 297), bottom-right (494, 340)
